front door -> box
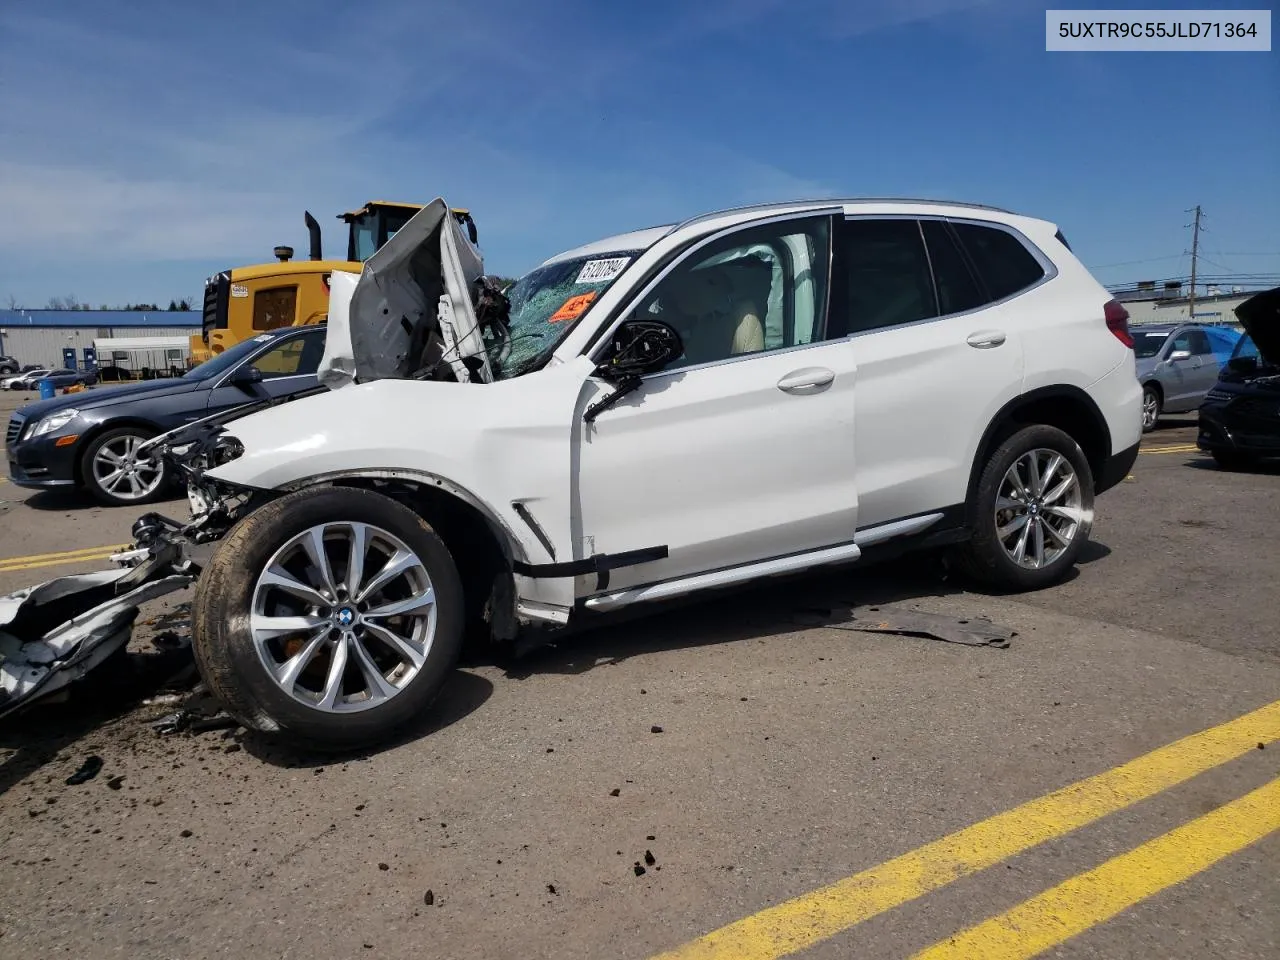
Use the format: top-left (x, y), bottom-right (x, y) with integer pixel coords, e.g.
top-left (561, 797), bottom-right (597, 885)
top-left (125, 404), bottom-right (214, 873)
top-left (572, 214), bottom-right (858, 594)
top-left (1161, 328), bottom-right (1212, 410)
top-left (206, 328), bottom-right (326, 412)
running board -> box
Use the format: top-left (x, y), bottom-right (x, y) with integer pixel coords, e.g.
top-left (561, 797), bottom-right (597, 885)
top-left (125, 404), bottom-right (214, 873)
top-left (852, 512), bottom-right (944, 547)
top-left (582, 542), bottom-right (862, 613)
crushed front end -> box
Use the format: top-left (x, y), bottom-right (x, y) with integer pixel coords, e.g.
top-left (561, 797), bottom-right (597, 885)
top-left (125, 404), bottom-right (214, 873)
top-left (0, 394), bottom-right (290, 718)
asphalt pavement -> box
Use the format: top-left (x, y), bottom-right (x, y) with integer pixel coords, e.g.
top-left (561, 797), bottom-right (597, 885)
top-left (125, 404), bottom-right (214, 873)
top-left (1, 383), bottom-right (1278, 960)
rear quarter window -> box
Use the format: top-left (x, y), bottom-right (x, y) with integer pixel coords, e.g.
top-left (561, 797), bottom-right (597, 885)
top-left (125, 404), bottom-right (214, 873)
top-left (951, 222), bottom-right (1047, 302)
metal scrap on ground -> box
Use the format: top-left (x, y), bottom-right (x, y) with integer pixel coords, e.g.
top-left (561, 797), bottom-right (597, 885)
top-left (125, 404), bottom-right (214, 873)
top-left (793, 604), bottom-right (1015, 648)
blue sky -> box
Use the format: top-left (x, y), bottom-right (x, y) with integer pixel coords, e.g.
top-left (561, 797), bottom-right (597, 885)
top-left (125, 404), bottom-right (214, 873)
top-left (1, 0), bottom-right (1276, 307)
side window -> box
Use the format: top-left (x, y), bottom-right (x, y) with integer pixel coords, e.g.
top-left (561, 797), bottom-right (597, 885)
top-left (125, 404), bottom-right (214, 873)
top-left (920, 220), bottom-right (984, 316)
top-left (839, 219), bottom-right (937, 333)
top-left (252, 286), bottom-right (298, 331)
top-left (633, 217), bottom-right (831, 370)
top-left (1169, 331), bottom-right (1194, 355)
top-left (951, 223), bottom-right (1046, 301)
top-left (250, 332), bottom-right (324, 379)
top-left (1186, 330), bottom-right (1213, 356)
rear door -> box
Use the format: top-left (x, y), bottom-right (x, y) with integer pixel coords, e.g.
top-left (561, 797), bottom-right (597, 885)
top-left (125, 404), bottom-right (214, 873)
top-left (838, 216), bottom-right (1035, 529)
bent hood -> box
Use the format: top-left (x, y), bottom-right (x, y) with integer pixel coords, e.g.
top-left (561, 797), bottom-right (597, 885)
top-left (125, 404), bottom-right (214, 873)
top-left (319, 197), bottom-right (485, 389)
top-left (1234, 286), bottom-right (1280, 364)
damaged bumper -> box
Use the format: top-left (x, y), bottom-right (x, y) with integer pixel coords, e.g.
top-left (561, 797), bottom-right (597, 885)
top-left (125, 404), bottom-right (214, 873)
top-left (0, 396), bottom-right (279, 718)
top-left (0, 548), bottom-right (195, 718)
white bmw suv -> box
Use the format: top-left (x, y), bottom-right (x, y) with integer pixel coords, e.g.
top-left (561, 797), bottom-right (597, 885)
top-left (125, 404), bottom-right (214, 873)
top-left (181, 197), bottom-right (1142, 748)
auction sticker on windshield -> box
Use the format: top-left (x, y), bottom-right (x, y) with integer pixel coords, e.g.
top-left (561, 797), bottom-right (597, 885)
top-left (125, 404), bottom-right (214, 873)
top-left (550, 292), bottom-right (598, 322)
top-left (575, 258), bottom-right (630, 284)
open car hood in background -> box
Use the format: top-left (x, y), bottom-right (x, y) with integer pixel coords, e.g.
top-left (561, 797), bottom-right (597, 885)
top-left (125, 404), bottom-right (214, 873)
top-left (1234, 286), bottom-right (1280, 365)
top-left (319, 197), bottom-right (485, 389)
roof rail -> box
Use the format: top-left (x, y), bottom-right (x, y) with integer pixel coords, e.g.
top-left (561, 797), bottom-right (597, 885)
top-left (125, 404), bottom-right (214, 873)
top-left (672, 197), bottom-right (1019, 233)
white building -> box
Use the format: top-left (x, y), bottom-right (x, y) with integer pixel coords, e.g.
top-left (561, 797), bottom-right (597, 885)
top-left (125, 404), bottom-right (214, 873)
top-left (1114, 282), bottom-right (1252, 328)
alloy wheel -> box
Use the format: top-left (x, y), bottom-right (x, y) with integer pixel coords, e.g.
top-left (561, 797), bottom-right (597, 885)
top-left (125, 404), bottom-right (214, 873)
top-left (1142, 390), bottom-right (1159, 430)
top-left (250, 522), bottom-right (437, 713)
top-left (92, 434), bottom-right (165, 501)
top-left (993, 448), bottom-right (1085, 570)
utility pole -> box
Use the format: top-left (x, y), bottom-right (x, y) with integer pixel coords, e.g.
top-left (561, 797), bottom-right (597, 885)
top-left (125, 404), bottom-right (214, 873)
top-left (1187, 204), bottom-right (1202, 321)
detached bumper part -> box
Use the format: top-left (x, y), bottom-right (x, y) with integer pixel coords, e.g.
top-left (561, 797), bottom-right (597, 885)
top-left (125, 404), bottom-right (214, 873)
top-left (0, 565), bottom-right (193, 719)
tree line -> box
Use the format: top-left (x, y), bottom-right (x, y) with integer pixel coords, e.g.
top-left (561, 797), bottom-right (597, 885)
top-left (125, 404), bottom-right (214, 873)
top-left (4, 294), bottom-right (193, 312)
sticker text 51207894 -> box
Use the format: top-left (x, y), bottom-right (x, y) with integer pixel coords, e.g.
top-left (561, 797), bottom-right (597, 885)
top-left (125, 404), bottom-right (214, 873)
top-left (575, 258), bottom-right (631, 284)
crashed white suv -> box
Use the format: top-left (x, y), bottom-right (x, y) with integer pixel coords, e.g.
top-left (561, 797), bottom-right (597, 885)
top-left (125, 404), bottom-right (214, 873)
top-left (183, 198), bottom-right (1142, 748)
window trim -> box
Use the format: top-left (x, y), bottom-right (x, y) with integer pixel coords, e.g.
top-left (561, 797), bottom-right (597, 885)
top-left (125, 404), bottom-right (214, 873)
top-left (586, 208), bottom-right (842, 378)
top-left (944, 216), bottom-right (1058, 304)
top-left (835, 214), bottom-right (1060, 340)
top-left (210, 329), bottom-right (323, 390)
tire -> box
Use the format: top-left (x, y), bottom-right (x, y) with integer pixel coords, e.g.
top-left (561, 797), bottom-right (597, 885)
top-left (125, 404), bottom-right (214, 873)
top-left (1141, 384), bottom-right (1162, 433)
top-left (192, 486), bottom-right (465, 751)
top-left (957, 424), bottom-right (1095, 591)
top-left (80, 426), bottom-right (171, 506)
top-left (1211, 450), bottom-right (1253, 471)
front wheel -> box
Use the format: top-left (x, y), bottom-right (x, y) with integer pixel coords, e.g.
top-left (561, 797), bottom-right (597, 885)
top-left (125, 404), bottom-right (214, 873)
top-left (958, 424), bottom-right (1094, 591)
top-left (1141, 385), bottom-right (1162, 433)
top-left (192, 486), bottom-right (465, 751)
top-left (81, 427), bottom-right (170, 506)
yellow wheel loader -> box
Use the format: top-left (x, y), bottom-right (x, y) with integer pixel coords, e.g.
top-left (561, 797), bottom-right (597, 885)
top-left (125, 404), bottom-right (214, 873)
top-left (190, 202), bottom-right (477, 363)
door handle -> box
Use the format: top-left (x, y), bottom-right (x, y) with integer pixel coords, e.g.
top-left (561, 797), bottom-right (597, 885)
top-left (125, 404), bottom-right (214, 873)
top-left (777, 367), bottom-right (835, 393)
top-left (966, 330), bottom-right (1007, 349)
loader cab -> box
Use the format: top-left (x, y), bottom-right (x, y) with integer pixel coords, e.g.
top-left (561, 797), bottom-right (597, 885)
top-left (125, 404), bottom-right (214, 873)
top-left (340, 201), bottom-right (478, 261)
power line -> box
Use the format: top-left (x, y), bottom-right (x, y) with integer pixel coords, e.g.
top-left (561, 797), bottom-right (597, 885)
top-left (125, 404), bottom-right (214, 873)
top-left (1092, 254), bottom-right (1187, 269)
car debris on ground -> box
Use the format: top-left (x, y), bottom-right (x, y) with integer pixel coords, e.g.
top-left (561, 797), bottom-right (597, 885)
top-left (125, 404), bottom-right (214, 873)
top-left (793, 603), bottom-right (1016, 648)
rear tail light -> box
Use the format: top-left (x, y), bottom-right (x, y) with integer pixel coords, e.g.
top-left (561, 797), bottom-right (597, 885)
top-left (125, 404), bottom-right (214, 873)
top-left (1104, 299), bottom-right (1133, 348)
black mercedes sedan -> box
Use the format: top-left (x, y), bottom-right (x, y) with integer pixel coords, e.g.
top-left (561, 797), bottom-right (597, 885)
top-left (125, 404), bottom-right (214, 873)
top-left (1197, 287), bottom-right (1279, 470)
top-left (5, 326), bottom-right (327, 506)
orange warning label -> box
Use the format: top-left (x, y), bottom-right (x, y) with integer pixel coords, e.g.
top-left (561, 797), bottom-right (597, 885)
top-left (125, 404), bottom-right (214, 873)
top-left (549, 291), bottom-right (597, 322)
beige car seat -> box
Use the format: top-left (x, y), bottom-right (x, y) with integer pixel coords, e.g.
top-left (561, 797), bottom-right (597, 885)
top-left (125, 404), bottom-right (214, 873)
top-left (666, 266), bottom-right (765, 364)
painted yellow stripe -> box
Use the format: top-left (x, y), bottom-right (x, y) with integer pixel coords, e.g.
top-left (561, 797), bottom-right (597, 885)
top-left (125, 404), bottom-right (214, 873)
top-left (912, 776), bottom-right (1280, 960)
top-left (0, 544), bottom-right (128, 573)
top-left (1140, 444), bottom-right (1201, 455)
top-left (649, 699), bottom-right (1280, 960)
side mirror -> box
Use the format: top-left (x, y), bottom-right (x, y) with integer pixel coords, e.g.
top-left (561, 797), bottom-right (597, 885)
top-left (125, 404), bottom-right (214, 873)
top-left (1167, 349), bottom-right (1192, 362)
top-left (594, 320), bottom-right (684, 383)
top-left (229, 365), bottom-right (264, 390)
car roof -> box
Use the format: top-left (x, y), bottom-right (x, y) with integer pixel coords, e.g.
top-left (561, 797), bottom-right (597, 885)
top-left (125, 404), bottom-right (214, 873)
top-left (537, 197), bottom-right (1053, 270)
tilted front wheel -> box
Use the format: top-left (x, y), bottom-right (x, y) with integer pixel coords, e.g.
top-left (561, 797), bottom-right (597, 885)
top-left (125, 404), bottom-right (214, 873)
top-left (958, 424), bottom-right (1094, 591)
top-left (192, 486), bottom-right (465, 750)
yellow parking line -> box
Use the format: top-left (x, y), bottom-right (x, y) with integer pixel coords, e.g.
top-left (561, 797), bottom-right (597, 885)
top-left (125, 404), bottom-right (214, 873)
top-left (0, 544), bottom-right (129, 573)
top-left (648, 699), bottom-right (1280, 960)
top-left (911, 776), bottom-right (1280, 960)
top-left (1140, 444), bottom-right (1202, 455)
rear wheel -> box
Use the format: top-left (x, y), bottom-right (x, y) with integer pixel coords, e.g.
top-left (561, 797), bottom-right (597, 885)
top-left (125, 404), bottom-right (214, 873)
top-left (192, 486), bottom-right (464, 751)
top-left (1141, 384), bottom-right (1162, 432)
top-left (958, 424), bottom-right (1094, 591)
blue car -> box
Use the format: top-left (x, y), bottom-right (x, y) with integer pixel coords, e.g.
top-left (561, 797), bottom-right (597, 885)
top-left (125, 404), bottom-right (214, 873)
top-left (6, 326), bottom-right (327, 506)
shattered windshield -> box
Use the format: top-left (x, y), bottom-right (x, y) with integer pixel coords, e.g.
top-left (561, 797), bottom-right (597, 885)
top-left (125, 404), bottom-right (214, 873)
top-left (1133, 330), bottom-right (1169, 359)
top-left (488, 250), bottom-right (642, 379)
